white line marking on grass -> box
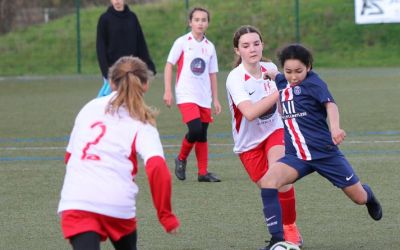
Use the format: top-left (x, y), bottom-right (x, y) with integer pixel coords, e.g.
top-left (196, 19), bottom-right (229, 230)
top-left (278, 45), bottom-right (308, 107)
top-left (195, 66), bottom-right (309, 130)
top-left (162, 143), bottom-right (234, 148)
top-left (0, 146), bottom-right (65, 150)
top-left (0, 140), bottom-right (399, 151)
top-left (0, 144), bottom-right (234, 150)
top-left (345, 140), bottom-right (400, 144)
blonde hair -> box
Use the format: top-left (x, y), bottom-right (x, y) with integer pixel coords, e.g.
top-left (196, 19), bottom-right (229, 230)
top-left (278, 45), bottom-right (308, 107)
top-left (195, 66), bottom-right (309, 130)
top-left (106, 56), bottom-right (158, 126)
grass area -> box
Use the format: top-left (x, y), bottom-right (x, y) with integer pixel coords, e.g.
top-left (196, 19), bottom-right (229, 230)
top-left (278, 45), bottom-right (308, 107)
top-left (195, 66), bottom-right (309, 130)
top-left (0, 68), bottom-right (399, 249)
top-left (1, 0), bottom-right (400, 76)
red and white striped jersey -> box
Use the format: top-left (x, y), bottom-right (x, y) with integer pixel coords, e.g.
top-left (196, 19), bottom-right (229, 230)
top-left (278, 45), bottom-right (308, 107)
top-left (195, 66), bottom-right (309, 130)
top-left (167, 32), bottom-right (218, 108)
top-left (276, 71), bottom-right (337, 160)
top-left (226, 62), bottom-right (283, 153)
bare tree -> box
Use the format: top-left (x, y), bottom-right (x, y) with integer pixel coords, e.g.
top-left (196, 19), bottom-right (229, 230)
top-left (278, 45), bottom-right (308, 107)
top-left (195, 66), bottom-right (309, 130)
top-left (0, 0), bottom-right (19, 33)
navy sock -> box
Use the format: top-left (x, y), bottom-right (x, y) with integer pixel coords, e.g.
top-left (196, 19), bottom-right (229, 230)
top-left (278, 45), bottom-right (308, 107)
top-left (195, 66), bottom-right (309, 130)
top-left (362, 183), bottom-right (373, 203)
top-left (261, 188), bottom-right (284, 241)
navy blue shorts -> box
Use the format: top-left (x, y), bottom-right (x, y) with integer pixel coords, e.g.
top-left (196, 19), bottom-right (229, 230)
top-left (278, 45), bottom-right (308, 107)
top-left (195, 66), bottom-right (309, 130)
top-left (278, 153), bottom-right (359, 188)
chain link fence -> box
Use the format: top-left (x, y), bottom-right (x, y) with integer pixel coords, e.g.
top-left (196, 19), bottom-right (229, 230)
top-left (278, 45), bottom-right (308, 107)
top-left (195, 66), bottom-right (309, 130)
top-left (12, 7), bottom-right (75, 30)
top-left (0, 0), bottom-right (158, 34)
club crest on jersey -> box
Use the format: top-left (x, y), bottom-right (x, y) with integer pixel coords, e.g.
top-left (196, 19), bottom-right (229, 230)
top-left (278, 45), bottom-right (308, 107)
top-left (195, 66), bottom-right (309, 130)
top-left (190, 58), bottom-right (206, 76)
top-left (281, 87), bottom-right (307, 119)
top-left (259, 103), bottom-right (277, 120)
top-left (293, 86), bottom-right (301, 95)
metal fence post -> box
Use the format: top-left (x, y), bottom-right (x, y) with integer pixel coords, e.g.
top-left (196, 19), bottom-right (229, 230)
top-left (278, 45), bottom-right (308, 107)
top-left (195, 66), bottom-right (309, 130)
top-left (185, 0), bottom-right (189, 31)
top-left (295, 0), bottom-right (300, 43)
top-left (75, 0), bottom-right (81, 74)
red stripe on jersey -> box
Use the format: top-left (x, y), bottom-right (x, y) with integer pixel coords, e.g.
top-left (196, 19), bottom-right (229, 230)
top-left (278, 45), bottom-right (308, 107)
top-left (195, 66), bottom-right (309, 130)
top-left (244, 74), bottom-right (250, 81)
top-left (287, 116), bottom-right (307, 160)
top-left (129, 134), bottom-right (138, 177)
top-left (64, 152), bottom-right (71, 164)
top-left (261, 65), bottom-right (267, 72)
top-left (284, 88), bottom-right (290, 101)
top-left (176, 52), bottom-right (184, 84)
top-left (230, 95), bottom-right (243, 133)
top-left (283, 88), bottom-right (307, 160)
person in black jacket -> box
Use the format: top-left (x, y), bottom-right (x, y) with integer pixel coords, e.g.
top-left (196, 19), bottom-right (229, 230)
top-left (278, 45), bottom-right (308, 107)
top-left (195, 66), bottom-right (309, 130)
top-left (96, 0), bottom-right (156, 97)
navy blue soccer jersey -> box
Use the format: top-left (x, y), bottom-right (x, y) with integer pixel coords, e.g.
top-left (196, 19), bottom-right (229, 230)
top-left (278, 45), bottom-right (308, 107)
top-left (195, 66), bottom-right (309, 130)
top-left (276, 71), bottom-right (339, 160)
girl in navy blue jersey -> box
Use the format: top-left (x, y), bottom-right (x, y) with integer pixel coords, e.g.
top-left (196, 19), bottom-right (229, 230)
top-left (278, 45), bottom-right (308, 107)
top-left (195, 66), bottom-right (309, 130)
top-left (258, 44), bottom-right (382, 250)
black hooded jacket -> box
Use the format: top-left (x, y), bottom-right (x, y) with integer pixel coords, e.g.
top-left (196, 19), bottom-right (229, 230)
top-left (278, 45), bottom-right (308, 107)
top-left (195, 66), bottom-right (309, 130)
top-left (96, 5), bottom-right (156, 78)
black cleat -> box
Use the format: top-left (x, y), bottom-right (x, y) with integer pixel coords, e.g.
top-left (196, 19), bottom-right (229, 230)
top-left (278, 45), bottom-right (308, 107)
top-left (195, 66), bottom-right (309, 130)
top-left (174, 157), bottom-right (187, 181)
top-left (259, 238), bottom-right (284, 250)
top-left (198, 172), bottom-right (221, 182)
top-left (366, 191), bottom-right (383, 221)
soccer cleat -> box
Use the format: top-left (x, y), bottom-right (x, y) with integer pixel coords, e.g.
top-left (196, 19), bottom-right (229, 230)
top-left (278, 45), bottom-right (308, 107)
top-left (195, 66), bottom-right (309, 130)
top-left (198, 172), bottom-right (221, 182)
top-left (366, 192), bottom-right (383, 221)
top-left (258, 238), bottom-right (284, 250)
top-left (283, 223), bottom-right (304, 248)
top-left (174, 157), bottom-right (187, 181)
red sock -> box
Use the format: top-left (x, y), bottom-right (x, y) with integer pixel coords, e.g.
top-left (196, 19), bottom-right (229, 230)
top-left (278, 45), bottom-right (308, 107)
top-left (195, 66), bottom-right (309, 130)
top-left (195, 142), bottom-right (208, 175)
top-left (178, 137), bottom-right (194, 161)
top-left (278, 186), bottom-right (297, 225)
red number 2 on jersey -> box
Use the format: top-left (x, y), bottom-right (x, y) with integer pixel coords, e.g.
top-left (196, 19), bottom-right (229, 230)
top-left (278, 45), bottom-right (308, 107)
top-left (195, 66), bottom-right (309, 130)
top-left (81, 121), bottom-right (106, 161)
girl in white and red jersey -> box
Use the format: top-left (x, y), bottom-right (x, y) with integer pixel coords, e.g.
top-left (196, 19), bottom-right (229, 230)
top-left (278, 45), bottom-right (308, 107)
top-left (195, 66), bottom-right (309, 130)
top-left (163, 7), bottom-right (221, 182)
top-left (225, 26), bottom-right (302, 248)
top-left (58, 56), bottom-right (179, 250)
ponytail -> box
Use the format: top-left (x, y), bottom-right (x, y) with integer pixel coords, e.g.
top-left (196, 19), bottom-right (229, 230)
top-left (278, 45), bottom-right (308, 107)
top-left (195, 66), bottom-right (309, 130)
top-left (106, 56), bottom-right (158, 126)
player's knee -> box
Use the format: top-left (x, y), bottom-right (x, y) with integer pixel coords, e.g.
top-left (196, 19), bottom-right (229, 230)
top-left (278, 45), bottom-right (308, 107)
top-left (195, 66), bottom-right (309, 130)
top-left (259, 173), bottom-right (280, 189)
top-left (187, 129), bottom-right (202, 141)
top-left (197, 132), bottom-right (207, 142)
top-left (187, 125), bottom-right (205, 141)
top-left (278, 183), bottom-right (293, 193)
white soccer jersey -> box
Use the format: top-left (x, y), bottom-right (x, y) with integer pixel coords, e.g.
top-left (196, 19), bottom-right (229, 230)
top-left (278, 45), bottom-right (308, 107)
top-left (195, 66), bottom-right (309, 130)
top-left (167, 32), bottom-right (218, 108)
top-left (226, 62), bottom-right (283, 153)
top-left (58, 92), bottom-right (165, 219)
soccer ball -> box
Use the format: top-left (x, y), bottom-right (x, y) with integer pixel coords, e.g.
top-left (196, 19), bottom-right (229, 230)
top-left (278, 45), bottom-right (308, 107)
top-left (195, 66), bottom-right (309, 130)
top-left (270, 241), bottom-right (300, 250)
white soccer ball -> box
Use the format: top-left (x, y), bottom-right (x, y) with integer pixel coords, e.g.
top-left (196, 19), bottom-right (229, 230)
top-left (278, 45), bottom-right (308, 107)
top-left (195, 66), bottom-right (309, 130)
top-left (270, 241), bottom-right (300, 250)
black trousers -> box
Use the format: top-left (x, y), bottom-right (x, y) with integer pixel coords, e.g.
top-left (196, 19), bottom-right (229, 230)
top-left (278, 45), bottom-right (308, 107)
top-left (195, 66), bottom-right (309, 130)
top-left (70, 230), bottom-right (137, 250)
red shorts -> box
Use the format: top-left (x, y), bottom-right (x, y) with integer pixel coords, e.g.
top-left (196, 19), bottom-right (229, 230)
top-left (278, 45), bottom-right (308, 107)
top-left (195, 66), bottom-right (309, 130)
top-left (238, 129), bottom-right (284, 183)
top-left (60, 210), bottom-right (137, 242)
top-left (177, 103), bottom-right (213, 123)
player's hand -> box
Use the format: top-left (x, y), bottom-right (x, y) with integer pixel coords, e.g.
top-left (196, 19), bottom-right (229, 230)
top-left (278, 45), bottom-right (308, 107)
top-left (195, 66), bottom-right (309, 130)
top-left (271, 89), bottom-right (279, 100)
top-left (163, 91), bottom-right (174, 108)
top-left (331, 127), bottom-right (346, 145)
top-left (167, 226), bottom-right (180, 235)
top-left (213, 99), bottom-right (221, 115)
top-left (264, 68), bottom-right (279, 81)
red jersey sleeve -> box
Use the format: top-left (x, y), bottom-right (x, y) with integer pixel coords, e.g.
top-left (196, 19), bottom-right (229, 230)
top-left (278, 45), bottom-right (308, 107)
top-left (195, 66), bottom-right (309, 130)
top-left (145, 156), bottom-right (180, 232)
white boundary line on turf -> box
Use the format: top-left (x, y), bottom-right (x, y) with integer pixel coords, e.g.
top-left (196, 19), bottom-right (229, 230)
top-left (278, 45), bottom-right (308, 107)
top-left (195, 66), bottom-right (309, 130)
top-left (0, 140), bottom-right (399, 151)
top-left (345, 140), bottom-right (400, 144)
top-left (0, 146), bottom-right (66, 150)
